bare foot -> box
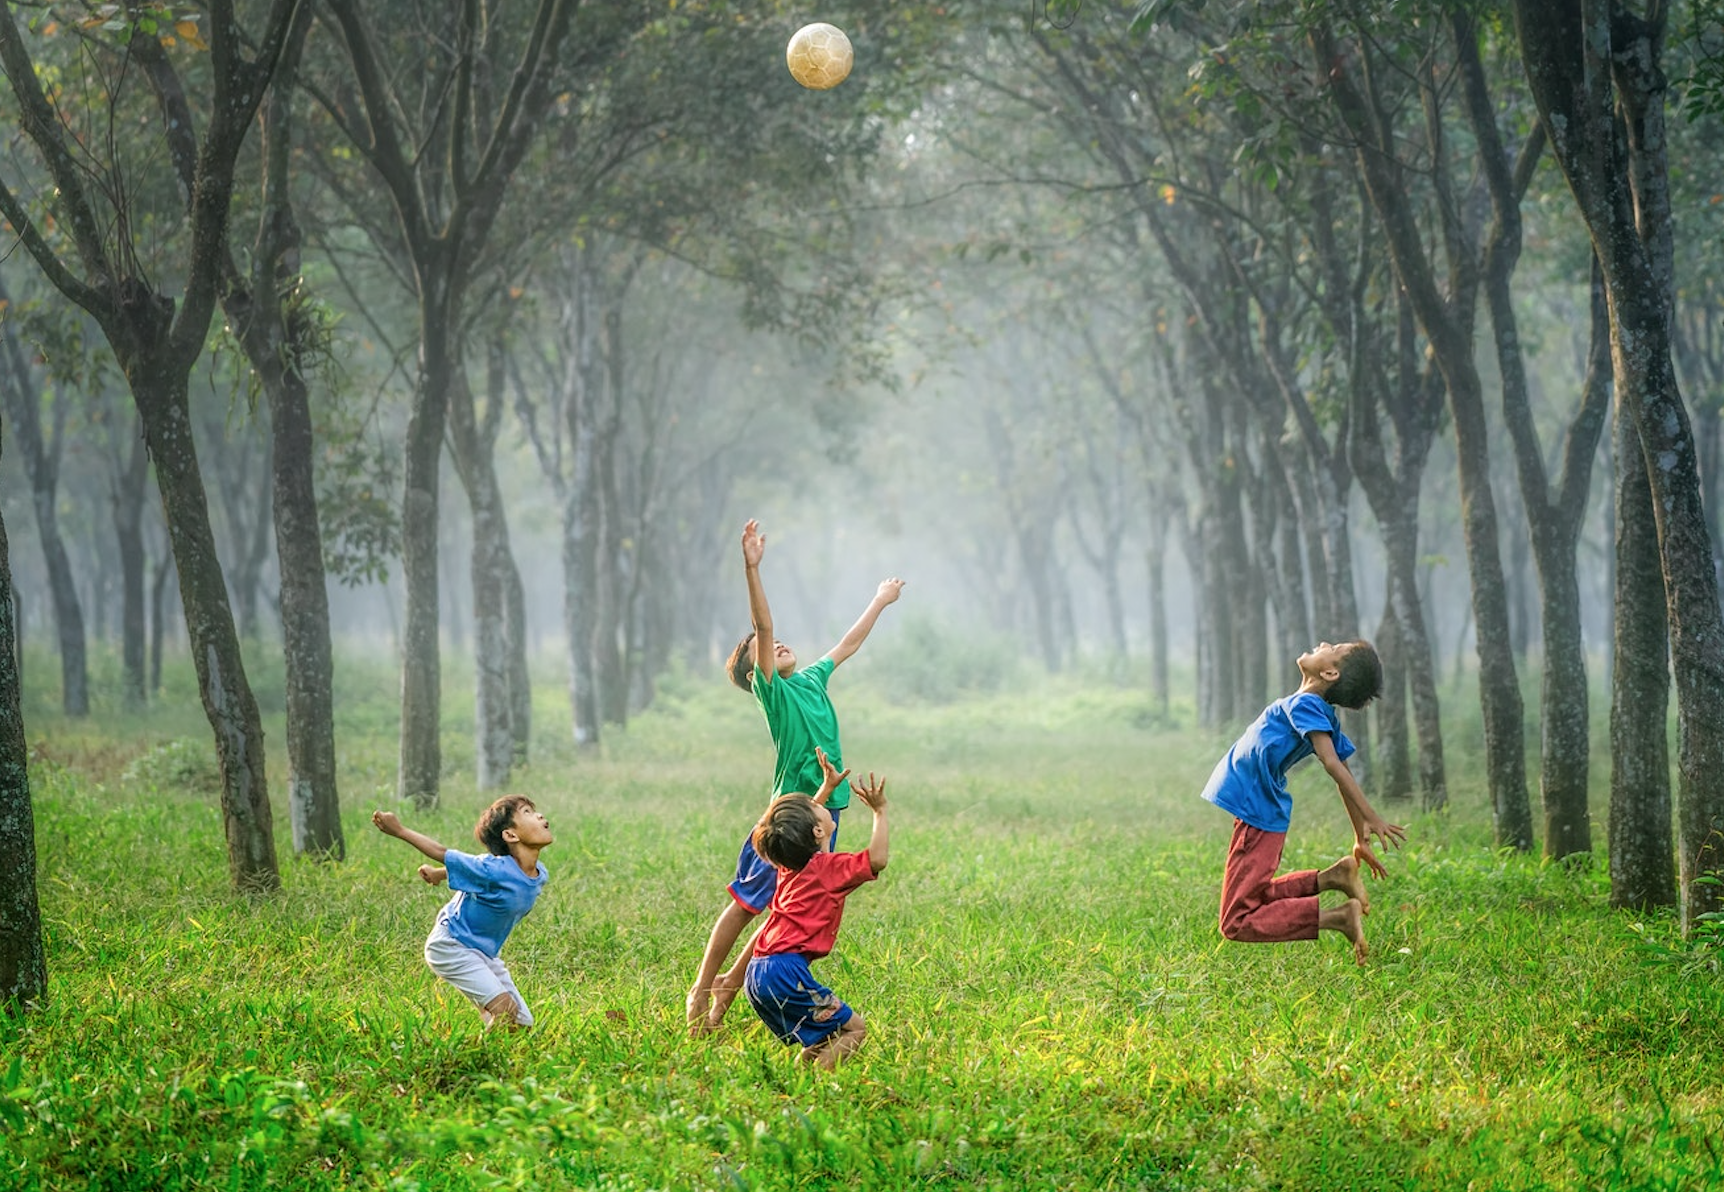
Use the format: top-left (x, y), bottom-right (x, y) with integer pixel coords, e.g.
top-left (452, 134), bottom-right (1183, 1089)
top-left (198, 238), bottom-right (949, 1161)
top-left (1337, 897), bottom-right (1367, 964)
top-left (1320, 854), bottom-right (1370, 915)
top-left (707, 972), bottom-right (743, 1029)
top-left (800, 1041), bottom-right (839, 1070)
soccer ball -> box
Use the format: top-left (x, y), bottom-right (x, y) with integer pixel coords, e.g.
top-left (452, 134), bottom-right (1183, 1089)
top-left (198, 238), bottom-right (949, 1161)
top-left (786, 22), bottom-right (853, 91)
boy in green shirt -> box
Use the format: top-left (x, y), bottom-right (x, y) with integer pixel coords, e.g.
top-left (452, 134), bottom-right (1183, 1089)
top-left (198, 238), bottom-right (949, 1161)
top-left (686, 518), bottom-right (904, 1033)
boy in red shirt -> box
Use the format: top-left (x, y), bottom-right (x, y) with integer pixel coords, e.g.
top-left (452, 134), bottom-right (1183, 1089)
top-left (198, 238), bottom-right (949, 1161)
top-left (743, 749), bottom-right (889, 1069)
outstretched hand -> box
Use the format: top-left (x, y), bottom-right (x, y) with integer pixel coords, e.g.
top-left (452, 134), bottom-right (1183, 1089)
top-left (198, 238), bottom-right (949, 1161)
top-left (850, 772), bottom-right (888, 812)
top-left (812, 746), bottom-right (852, 806)
top-left (876, 578), bottom-right (906, 604)
top-left (1362, 813), bottom-right (1408, 854)
top-left (741, 519), bottom-right (765, 568)
top-left (372, 809), bottom-right (403, 837)
top-left (1353, 839), bottom-right (1388, 880)
top-left (418, 864), bottom-right (446, 886)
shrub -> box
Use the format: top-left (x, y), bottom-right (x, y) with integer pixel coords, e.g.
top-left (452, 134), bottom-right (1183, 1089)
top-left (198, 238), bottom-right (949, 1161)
top-left (121, 737), bottom-right (223, 796)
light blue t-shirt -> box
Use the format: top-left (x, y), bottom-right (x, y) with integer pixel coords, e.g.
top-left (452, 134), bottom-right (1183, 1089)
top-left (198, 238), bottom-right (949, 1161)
top-left (436, 850), bottom-right (547, 958)
top-left (1200, 692), bottom-right (1355, 833)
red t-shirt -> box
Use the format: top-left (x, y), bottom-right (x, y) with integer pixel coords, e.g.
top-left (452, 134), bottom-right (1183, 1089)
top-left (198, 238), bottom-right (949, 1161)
top-left (753, 849), bottom-right (877, 960)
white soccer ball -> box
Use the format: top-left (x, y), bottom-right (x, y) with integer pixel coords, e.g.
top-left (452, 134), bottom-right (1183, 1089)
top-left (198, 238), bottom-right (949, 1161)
top-left (786, 22), bottom-right (853, 91)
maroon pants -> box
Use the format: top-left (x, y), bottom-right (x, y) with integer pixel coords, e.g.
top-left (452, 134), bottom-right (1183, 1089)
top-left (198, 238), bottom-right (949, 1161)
top-left (1219, 820), bottom-right (1319, 942)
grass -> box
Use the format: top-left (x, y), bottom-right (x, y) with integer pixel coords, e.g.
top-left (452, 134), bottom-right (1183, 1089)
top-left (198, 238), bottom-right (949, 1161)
top-left (2, 646), bottom-right (1721, 1190)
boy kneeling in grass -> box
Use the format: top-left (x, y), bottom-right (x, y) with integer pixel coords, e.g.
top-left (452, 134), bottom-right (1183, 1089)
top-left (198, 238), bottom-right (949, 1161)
top-left (373, 797), bottom-right (552, 1029)
top-left (1202, 640), bottom-right (1406, 963)
top-left (741, 749), bottom-right (889, 1069)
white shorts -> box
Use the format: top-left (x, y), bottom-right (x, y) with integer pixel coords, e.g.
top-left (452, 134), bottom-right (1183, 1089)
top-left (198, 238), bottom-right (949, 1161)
top-left (424, 918), bottom-right (534, 1026)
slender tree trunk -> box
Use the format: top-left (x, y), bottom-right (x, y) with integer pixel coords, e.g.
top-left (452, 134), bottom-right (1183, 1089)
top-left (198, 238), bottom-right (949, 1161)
top-left (0, 482), bottom-right (43, 1007)
top-left (449, 372), bottom-right (516, 788)
top-left (113, 434), bottom-right (149, 707)
top-left (399, 277), bottom-right (453, 806)
top-left (149, 549), bottom-right (173, 696)
top-left (1373, 596), bottom-right (1413, 802)
top-left (1610, 389), bottom-right (1675, 909)
top-left (0, 319), bottom-right (88, 718)
top-left (137, 367), bottom-right (277, 892)
top-left (503, 554), bottom-right (531, 765)
top-left (1145, 529), bottom-right (1170, 719)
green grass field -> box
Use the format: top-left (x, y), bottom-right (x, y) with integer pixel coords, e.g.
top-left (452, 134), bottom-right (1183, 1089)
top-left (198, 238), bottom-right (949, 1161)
top-left (3, 649), bottom-right (1721, 1190)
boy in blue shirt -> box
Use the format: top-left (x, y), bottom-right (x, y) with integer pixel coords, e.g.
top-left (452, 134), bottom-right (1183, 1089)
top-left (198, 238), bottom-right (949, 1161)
top-left (373, 796), bottom-right (552, 1029)
top-left (1202, 640), bottom-right (1406, 963)
top-left (686, 518), bottom-right (903, 1033)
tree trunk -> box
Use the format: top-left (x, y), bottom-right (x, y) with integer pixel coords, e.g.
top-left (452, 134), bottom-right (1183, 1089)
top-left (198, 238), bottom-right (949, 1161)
top-left (137, 367), bottom-right (278, 892)
top-left (1372, 596), bottom-right (1413, 803)
top-left (149, 548), bottom-right (173, 696)
top-left (398, 279), bottom-right (454, 806)
top-left (113, 433), bottom-right (149, 707)
top-left (449, 367), bottom-right (517, 790)
top-left (1145, 518), bottom-right (1170, 720)
top-left (0, 313), bottom-right (89, 718)
top-left (503, 553), bottom-right (531, 766)
top-left (0, 466), bottom-right (45, 1007)
top-left (1610, 388), bottom-right (1675, 910)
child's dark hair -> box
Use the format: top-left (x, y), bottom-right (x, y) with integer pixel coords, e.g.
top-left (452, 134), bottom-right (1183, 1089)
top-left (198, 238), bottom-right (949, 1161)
top-left (753, 794), bottom-right (821, 871)
top-left (474, 795), bottom-right (536, 856)
top-left (1326, 641), bottom-right (1384, 710)
top-left (726, 631), bottom-right (757, 692)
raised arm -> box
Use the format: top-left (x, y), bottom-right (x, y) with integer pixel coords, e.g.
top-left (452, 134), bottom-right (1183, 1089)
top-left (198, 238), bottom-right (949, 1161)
top-left (827, 578), bottom-right (905, 668)
top-left (811, 746), bottom-right (852, 806)
top-left (850, 772), bottom-right (890, 873)
top-left (1309, 733), bottom-right (1406, 877)
top-left (742, 520), bottom-right (777, 688)
top-left (372, 809), bottom-right (449, 863)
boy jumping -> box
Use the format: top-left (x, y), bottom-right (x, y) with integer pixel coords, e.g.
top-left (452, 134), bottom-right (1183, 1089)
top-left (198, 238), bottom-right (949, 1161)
top-left (1201, 640), bottom-right (1406, 963)
top-left (373, 796), bottom-right (552, 1028)
top-left (686, 518), bottom-right (903, 1033)
top-left (745, 749), bottom-right (890, 1069)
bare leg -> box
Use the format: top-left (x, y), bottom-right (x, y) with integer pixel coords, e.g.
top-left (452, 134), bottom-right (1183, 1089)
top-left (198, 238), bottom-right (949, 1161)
top-left (1317, 854), bottom-right (1370, 915)
top-left (1318, 897), bottom-right (1367, 964)
top-left (482, 991), bottom-right (525, 1031)
top-left (687, 901), bottom-right (756, 1034)
top-left (799, 1012), bottom-right (866, 1070)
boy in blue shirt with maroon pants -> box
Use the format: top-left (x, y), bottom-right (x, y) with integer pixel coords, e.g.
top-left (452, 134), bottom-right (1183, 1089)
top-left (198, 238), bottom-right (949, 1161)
top-left (1202, 640), bottom-right (1406, 963)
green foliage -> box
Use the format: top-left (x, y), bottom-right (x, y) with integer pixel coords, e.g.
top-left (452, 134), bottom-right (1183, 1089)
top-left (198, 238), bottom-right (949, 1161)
top-left (849, 615), bottom-right (1023, 704)
top-left (120, 737), bottom-right (222, 796)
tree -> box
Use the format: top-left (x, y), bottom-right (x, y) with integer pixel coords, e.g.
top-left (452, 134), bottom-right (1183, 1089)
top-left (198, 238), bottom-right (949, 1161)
top-left (310, 0), bottom-right (578, 805)
top-left (0, 2), bottom-right (300, 891)
top-left (1454, 15), bottom-right (1609, 861)
top-left (1514, 0), bottom-right (1724, 927)
top-left (0, 416), bottom-right (44, 1008)
top-left (0, 279), bottom-right (89, 715)
top-left (1316, 14), bottom-right (1533, 851)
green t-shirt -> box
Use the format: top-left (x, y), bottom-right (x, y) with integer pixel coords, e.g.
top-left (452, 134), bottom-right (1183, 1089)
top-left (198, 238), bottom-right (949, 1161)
top-left (753, 655), bottom-right (847, 810)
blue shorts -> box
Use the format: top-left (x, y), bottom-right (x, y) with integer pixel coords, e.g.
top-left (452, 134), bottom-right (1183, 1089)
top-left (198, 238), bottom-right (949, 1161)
top-left (727, 809), bottom-right (841, 914)
top-left (744, 952), bottom-right (852, 1047)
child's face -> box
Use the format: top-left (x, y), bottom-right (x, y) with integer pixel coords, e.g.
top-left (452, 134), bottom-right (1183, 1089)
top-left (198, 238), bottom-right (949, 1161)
top-left (504, 806), bottom-right (554, 849)
top-left (1297, 641), bottom-right (1350, 684)
top-left (754, 639), bottom-right (797, 676)
top-left (811, 802), bottom-right (835, 852)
